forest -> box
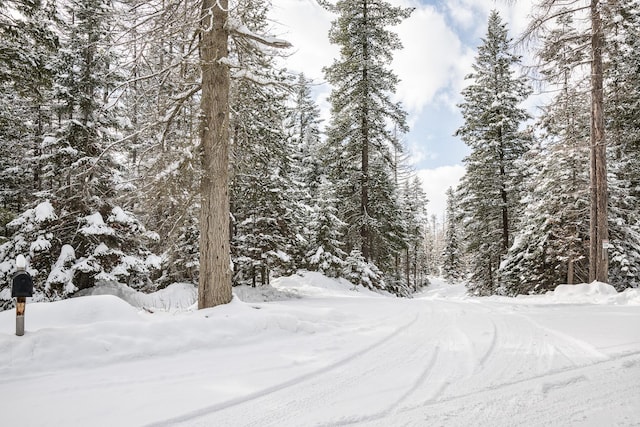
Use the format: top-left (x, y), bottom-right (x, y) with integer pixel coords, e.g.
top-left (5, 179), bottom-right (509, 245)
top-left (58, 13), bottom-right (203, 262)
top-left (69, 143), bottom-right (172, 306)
top-left (0, 0), bottom-right (638, 310)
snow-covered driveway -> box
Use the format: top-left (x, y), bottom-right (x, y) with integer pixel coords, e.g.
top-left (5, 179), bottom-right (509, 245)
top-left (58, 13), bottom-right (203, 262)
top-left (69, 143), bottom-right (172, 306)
top-left (1, 275), bottom-right (639, 426)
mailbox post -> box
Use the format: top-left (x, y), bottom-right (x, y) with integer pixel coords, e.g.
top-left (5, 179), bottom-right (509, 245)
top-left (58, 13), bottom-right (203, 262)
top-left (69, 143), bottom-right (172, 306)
top-left (12, 255), bottom-right (33, 336)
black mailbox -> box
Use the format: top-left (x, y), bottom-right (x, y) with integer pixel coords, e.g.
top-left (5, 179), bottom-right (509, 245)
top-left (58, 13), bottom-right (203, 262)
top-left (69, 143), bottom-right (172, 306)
top-left (12, 271), bottom-right (33, 298)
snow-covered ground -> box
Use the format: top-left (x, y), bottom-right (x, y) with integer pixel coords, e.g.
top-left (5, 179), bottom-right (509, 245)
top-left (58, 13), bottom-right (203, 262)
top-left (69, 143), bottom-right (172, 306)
top-left (1, 273), bottom-right (639, 426)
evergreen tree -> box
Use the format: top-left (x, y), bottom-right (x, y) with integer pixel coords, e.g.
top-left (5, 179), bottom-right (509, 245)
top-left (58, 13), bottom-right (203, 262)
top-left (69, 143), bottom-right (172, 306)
top-left (398, 176), bottom-right (428, 290)
top-left (322, 0), bottom-right (413, 267)
top-left (442, 187), bottom-right (464, 282)
top-left (306, 177), bottom-right (347, 278)
top-left (229, 0), bottom-right (297, 287)
top-left (288, 73), bottom-right (324, 202)
top-left (526, 0), bottom-right (611, 283)
top-left (0, 0), bottom-right (161, 307)
top-left (499, 13), bottom-right (591, 294)
top-left (456, 11), bottom-right (531, 295)
top-left (603, 0), bottom-right (640, 289)
top-left (0, 0), bottom-right (58, 215)
top-left (342, 249), bottom-right (385, 292)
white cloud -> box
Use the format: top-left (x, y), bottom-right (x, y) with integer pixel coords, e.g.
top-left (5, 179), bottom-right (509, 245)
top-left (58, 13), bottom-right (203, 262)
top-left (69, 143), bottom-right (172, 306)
top-left (269, 0), bottom-right (337, 82)
top-left (271, 0), bottom-right (470, 121)
top-left (270, 0), bottom-right (537, 173)
top-left (451, 0), bottom-right (532, 38)
top-left (445, 0), bottom-right (476, 30)
top-left (417, 164), bottom-right (465, 220)
top-left (393, 3), bottom-right (465, 116)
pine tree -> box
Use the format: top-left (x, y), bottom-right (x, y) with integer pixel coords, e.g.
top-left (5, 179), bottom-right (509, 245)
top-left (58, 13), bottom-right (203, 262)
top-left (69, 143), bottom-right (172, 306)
top-left (228, 0), bottom-right (297, 287)
top-left (499, 12), bottom-right (591, 294)
top-left (526, 0), bottom-right (611, 283)
top-left (398, 176), bottom-right (428, 290)
top-left (306, 177), bottom-right (347, 277)
top-left (288, 73), bottom-right (324, 202)
top-left (0, 0), bottom-right (162, 307)
top-left (603, 0), bottom-right (640, 289)
top-left (0, 0), bottom-right (58, 214)
top-left (322, 0), bottom-right (413, 267)
top-left (456, 10), bottom-right (531, 295)
top-left (442, 187), bottom-right (464, 282)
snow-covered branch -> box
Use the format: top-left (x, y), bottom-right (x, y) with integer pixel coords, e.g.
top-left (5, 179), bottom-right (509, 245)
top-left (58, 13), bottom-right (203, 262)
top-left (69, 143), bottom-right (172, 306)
top-left (226, 16), bottom-right (291, 49)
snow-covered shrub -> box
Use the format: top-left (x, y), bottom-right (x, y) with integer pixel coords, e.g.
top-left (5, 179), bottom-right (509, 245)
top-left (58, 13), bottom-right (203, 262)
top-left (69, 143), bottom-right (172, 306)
top-left (342, 250), bottom-right (385, 291)
top-left (0, 201), bottom-right (162, 310)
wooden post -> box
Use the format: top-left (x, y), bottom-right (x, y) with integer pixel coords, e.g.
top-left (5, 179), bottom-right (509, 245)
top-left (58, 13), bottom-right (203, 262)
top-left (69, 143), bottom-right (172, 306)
top-left (16, 297), bottom-right (26, 336)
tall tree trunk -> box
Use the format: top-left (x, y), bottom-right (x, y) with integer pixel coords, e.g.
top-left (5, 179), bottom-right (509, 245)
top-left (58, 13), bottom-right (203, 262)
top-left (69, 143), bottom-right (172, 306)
top-left (567, 258), bottom-right (574, 285)
top-left (198, 0), bottom-right (232, 308)
top-left (360, 0), bottom-right (370, 261)
top-left (405, 247), bottom-right (410, 289)
top-left (589, 0), bottom-right (609, 283)
top-left (498, 128), bottom-right (509, 254)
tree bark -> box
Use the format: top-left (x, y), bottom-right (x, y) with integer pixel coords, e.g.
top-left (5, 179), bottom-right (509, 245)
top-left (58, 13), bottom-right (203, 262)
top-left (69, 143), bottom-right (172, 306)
top-left (198, 0), bottom-right (232, 309)
top-left (588, 0), bottom-right (608, 283)
top-left (360, 0), bottom-right (370, 261)
top-left (567, 258), bottom-right (574, 285)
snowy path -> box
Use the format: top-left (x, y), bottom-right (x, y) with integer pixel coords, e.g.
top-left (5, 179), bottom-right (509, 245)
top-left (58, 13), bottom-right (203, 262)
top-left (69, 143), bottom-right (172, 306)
top-left (1, 275), bottom-right (639, 426)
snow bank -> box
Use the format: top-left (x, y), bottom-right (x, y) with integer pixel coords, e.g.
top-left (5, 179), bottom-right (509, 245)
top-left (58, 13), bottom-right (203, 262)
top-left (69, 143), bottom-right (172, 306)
top-left (530, 281), bottom-right (640, 305)
top-left (273, 271), bottom-right (387, 298)
top-left (0, 291), bottom-right (347, 374)
top-left (422, 277), bottom-right (640, 306)
top-left (0, 272), bottom-right (370, 374)
top-left (78, 270), bottom-right (374, 310)
top-left (79, 281), bottom-right (198, 312)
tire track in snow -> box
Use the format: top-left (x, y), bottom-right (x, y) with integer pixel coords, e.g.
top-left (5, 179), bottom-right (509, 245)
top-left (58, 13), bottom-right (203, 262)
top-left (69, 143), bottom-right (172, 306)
top-left (244, 311), bottom-right (445, 427)
top-left (476, 321), bottom-right (497, 370)
top-left (318, 326), bottom-right (447, 426)
top-left (392, 350), bottom-right (640, 418)
top-left (362, 351), bottom-right (640, 427)
top-left (145, 311), bottom-right (423, 427)
top-left (321, 312), bottom-right (501, 426)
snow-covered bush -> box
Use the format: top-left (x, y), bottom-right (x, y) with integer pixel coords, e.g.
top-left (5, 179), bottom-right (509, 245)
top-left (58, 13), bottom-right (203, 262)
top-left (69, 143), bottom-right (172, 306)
top-left (342, 250), bottom-right (385, 291)
top-left (0, 201), bottom-right (162, 310)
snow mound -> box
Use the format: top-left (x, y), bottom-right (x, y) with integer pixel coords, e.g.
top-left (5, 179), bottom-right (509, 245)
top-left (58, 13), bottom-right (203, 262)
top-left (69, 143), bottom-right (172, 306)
top-left (233, 284), bottom-right (300, 302)
top-left (552, 282), bottom-right (618, 298)
top-left (0, 295), bottom-right (143, 333)
top-left (545, 282), bottom-right (640, 305)
top-left (273, 271), bottom-right (386, 298)
top-left (417, 277), bottom-right (468, 299)
top-left (79, 281), bottom-right (198, 312)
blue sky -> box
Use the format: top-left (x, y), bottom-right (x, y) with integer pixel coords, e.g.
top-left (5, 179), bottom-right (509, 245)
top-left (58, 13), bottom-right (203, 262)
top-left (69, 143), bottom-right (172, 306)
top-left (270, 0), bottom-right (534, 217)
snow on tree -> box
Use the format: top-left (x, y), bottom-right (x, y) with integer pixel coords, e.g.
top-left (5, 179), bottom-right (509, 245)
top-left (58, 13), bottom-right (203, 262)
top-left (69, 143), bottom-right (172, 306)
top-left (603, 0), bottom-right (640, 289)
top-left (321, 0), bottom-right (413, 268)
top-left (228, 1), bottom-right (298, 288)
top-left (0, 0), bottom-right (58, 215)
top-left (306, 177), bottom-right (347, 278)
top-left (0, 0), bottom-right (162, 308)
top-left (288, 73), bottom-right (325, 203)
top-left (441, 187), bottom-right (465, 283)
top-left (342, 249), bottom-right (385, 293)
top-left (499, 13), bottom-right (591, 295)
top-left (456, 10), bottom-right (531, 295)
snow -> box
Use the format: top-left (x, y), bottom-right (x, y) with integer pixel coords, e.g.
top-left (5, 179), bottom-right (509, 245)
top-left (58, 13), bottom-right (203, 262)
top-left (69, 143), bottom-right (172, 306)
top-left (7, 201), bottom-right (57, 230)
top-left (1, 275), bottom-right (639, 426)
top-left (34, 201), bottom-right (57, 222)
top-left (109, 206), bottom-right (136, 225)
top-left (45, 244), bottom-right (76, 292)
top-left (80, 212), bottom-right (116, 236)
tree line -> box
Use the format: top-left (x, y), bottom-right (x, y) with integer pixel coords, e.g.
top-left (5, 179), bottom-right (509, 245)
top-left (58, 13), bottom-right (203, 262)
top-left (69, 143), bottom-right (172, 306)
top-left (0, 0), bottom-right (438, 309)
top-left (442, 1), bottom-right (640, 295)
top-left (1, 0), bottom-right (637, 309)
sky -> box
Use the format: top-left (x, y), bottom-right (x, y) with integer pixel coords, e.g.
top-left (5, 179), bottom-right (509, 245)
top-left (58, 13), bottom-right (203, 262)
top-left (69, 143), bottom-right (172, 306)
top-left (269, 0), bottom-right (536, 217)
